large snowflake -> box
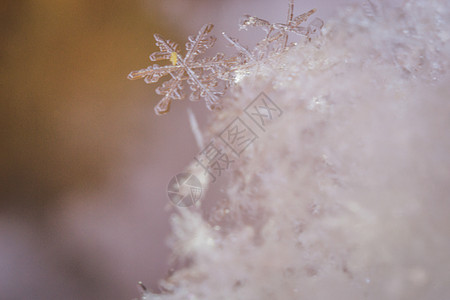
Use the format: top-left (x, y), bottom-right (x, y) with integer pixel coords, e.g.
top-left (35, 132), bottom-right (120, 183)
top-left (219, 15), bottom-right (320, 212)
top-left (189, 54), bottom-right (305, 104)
top-left (128, 24), bottom-right (234, 115)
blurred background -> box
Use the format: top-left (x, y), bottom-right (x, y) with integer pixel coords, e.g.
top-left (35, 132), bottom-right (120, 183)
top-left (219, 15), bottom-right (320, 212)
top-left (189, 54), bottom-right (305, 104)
top-left (0, 0), bottom-right (354, 299)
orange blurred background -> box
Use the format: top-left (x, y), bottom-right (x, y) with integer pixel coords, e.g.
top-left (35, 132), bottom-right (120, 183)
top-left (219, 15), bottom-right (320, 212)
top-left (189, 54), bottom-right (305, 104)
top-left (0, 0), bottom-right (350, 299)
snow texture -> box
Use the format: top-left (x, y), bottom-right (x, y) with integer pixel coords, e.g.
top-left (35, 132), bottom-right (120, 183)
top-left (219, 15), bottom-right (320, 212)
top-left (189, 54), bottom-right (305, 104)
top-left (141, 0), bottom-right (450, 299)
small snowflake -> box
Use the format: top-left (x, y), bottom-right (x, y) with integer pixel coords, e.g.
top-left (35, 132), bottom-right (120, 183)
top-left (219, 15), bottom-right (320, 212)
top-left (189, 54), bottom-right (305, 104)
top-left (239, 0), bottom-right (324, 55)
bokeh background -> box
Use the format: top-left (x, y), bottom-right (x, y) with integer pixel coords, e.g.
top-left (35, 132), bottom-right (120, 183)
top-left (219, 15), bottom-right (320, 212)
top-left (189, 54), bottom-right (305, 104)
top-left (1, 0), bottom-right (353, 299)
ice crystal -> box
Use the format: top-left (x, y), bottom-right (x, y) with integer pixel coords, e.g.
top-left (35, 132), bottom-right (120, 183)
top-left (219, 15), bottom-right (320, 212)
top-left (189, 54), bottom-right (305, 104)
top-left (239, 0), bottom-right (324, 56)
top-left (128, 24), bottom-right (232, 115)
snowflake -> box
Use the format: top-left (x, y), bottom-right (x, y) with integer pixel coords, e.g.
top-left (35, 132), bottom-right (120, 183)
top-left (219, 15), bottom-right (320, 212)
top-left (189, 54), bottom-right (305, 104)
top-left (128, 1), bottom-right (325, 115)
top-left (239, 0), bottom-right (324, 55)
top-left (219, 1), bottom-right (324, 83)
top-left (128, 24), bottom-right (233, 115)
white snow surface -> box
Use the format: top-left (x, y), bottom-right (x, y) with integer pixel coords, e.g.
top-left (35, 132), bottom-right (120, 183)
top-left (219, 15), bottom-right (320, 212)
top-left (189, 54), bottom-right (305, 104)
top-left (143, 1), bottom-right (450, 299)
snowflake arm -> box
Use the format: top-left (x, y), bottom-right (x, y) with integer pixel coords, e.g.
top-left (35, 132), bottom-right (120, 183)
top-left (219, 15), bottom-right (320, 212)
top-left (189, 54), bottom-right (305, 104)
top-left (152, 34), bottom-right (179, 60)
top-left (222, 32), bottom-right (256, 63)
top-left (154, 72), bottom-right (184, 115)
top-left (184, 24), bottom-right (216, 62)
top-left (128, 64), bottom-right (182, 83)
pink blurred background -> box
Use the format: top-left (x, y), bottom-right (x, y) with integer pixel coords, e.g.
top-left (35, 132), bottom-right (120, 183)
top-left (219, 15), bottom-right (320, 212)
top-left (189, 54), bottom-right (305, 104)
top-left (0, 0), bottom-right (354, 299)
